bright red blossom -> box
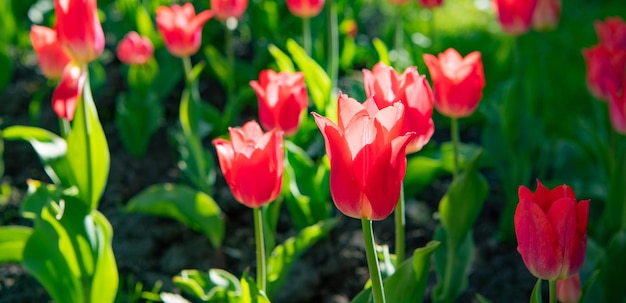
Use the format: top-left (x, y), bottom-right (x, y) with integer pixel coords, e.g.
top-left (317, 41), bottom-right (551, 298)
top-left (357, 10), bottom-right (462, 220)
top-left (423, 48), bottom-right (485, 118)
top-left (54, 0), bottom-right (104, 63)
top-left (250, 70), bottom-right (309, 136)
top-left (313, 93), bottom-right (415, 221)
top-left (286, 0), bottom-right (325, 18)
top-left (212, 121), bottom-right (284, 208)
top-left (595, 17), bottom-right (626, 51)
top-left (492, 0), bottom-right (538, 35)
top-left (30, 25), bottom-right (72, 80)
top-left (419, 0), bottom-right (444, 9)
top-left (156, 3), bottom-right (213, 58)
top-left (362, 62), bottom-right (435, 153)
top-left (52, 63), bottom-right (86, 121)
top-left (211, 0), bottom-right (248, 21)
top-left (117, 31), bottom-right (154, 65)
top-left (582, 45), bottom-right (626, 101)
top-left (514, 180), bottom-right (589, 280)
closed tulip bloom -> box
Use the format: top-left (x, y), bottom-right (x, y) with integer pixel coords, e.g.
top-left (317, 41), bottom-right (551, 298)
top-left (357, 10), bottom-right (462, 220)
top-left (363, 62), bottom-right (435, 153)
top-left (54, 0), bottom-right (104, 63)
top-left (30, 25), bottom-right (72, 80)
top-left (250, 70), bottom-right (309, 136)
top-left (514, 180), bottom-right (589, 280)
top-left (52, 63), bottom-right (86, 121)
top-left (492, 0), bottom-right (538, 35)
top-left (423, 48), bottom-right (485, 118)
top-left (286, 0), bottom-right (325, 18)
top-left (213, 120), bottom-right (284, 208)
top-left (156, 3), bottom-right (213, 58)
top-left (595, 17), bottom-right (626, 51)
top-left (582, 45), bottom-right (626, 101)
top-left (419, 0), bottom-right (444, 9)
top-left (117, 31), bottom-right (154, 65)
top-left (557, 274), bottom-right (582, 303)
top-left (313, 93), bottom-right (415, 221)
top-left (532, 0), bottom-right (561, 31)
top-left (609, 79), bottom-right (626, 135)
top-left (211, 0), bottom-right (248, 21)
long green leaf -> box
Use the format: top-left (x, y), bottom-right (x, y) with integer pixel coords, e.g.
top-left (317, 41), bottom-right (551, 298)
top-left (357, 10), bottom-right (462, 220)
top-left (530, 279), bottom-right (543, 303)
top-left (125, 184), bottom-right (224, 248)
top-left (286, 39), bottom-right (331, 114)
top-left (268, 44), bottom-right (295, 72)
top-left (432, 226), bottom-right (474, 303)
top-left (173, 269), bottom-right (240, 302)
top-left (0, 226), bottom-right (32, 263)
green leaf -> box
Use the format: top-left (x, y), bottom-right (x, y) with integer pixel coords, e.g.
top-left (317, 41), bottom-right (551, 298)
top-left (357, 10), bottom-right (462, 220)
top-left (432, 226), bottom-right (474, 303)
top-left (438, 149), bottom-right (487, 250)
top-left (403, 155), bottom-right (443, 198)
top-left (66, 81), bottom-right (110, 210)
top-left (286, 39), bottom-right (331, 114)
top-left (173, 269), bottom-right (240, 301)
top-left (0, 226), bottom-right (32, 263)
top-left (204, 45), bottom-right (229, 87)
top-left (115, 92), bottom-right (163, 157)
top-left (172, 129), bottom-right (216, 195)
top-left (240, 271), bottom-right (270, 303)
top-left (530, 279), bottom-right (543, 303)
top-left (2, 126), bottom-right (71, 187)
top-left (268, 44), bottom-right (295, 72)
top-left (0, 46), bottom-right (14, 91)
top-left (372, 38), bottom-right (390, 66)
top-left (603, 152), bottom-right (626, 238)
top-left (599, 229), bottom-right (626, 302)
top-left (19, 179), bottom-right (64, 220)
top-left (125, 184), bottom-right (224, 248)
top-left (266, 217), bottom-right (338, 298)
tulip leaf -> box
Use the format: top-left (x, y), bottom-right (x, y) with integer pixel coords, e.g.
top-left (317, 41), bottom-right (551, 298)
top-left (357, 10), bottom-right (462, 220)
top-left (599, 229), bottom-right (626, 302)
top-left (530, 279), bottom-right (543, 303)
top-left (0, 46), bottom-right (13, 91)
top-left (115, 92), bottom-right (163, 157)
top-left (124, 184), bottom-right (224, 248)
top-left (66, 83), bottom-right (109, 211)
top-left (432, 226), bottom-right (474, 303)
top-left (266, 217), bottom-right (338, 299)
top-left (352, 241), bottom-right (441, 303)
top-left (268, 44), bottom-right (295, 72)
top-left (603, 152), bottom-right (626, 238)
top-left (2, 125), bottom-right (71, 187)
top-left (173, 269), bottom-right (241, 301)
top-left (372, 38), bottom-right (390, 66)
top-left (19, 179), bottom-right (63, 220)
top-left (204, 45), bottom-right (229, 89)
top-left (0, 226), bottom-right (32, 263)
top-left (403, 155), bottom-right (444, 198)
top-left (160, 292), bottom-right (192, 303)
top-left (286, 39), bottom-right (331, 114)
top-left (240, 271), bottom-right (270, 303)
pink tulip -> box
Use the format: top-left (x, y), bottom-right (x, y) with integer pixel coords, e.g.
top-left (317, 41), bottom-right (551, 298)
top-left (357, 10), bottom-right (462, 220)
top-left (532, 0), bottom-right (561, 31)
top-left (52, 64), bottom-right (86, 121)
top-left (211, 0), bottom-right (248, 21)
top-left (514, 180), bottom-right (589, 280)
top-left (313, 93), bottom-right (415, 221)
top-left (286, 0), bottom-right (325, 18)
top-left (557, 274), bottom-right (582, 303)
top-left (54, 0), bottom-right (104, 63)
top-left (595, 17), bottom-right (626, 51)
top-left (362, 62), bottom-right (435, 153)
top-left (30, 25), bottom-right (72, 80)
top-left (156, 3), bottom-right (213, 58)
top-left (492, 0), bottom-right (538, 35)
top-left (116, 31), bottom-right (154, 65)
top-left (419, 0), bottom-right (444, 9)
top-left (609, 78), bottom-right (626, 135)
top-left (582, 45), bottom-right (626, 101)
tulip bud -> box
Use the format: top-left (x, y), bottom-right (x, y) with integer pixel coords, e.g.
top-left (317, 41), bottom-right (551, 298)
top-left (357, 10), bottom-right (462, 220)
top-left (30, 25), bottom-right (72, 80)
top-left (286, 0), bottom-right (325, 18)
top-left (54, 0), bottom-right (105, 63)
top-left (116, 31), bottom-right (154, 65)
top-left (156, 3), bottom-right (213, 58)
top-left (492, 0), bottom-right (538, 35)
top-left (211, 0), bottom-right (248, 21)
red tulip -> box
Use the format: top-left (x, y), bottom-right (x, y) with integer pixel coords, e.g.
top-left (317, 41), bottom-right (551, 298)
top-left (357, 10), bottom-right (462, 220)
top-left (286, 0), bottom-right (325, 18)
top-left (557, 274), bottom-right (582, 303)
top-left (156, 3), bottom-right (213, 58)
top-left (116, 31), bottom-right (154, 65)
top-left (419, 0), bottom-right (444, 9)
top-left (250, 70), bottom-right (309, 136)
top-left (423, 48), bottom-right (485, 118)
top-left (211, 0), bottom-right (248, 21)
top-left (595, 17), bottom-right (626, 51)
top-left (313, 93), bottom-right (415, 221)
top-left (30, 25), bottom-right (72, 80)
top-left (212, 120), bottom-right (284, 208)
top-left (609, 79), bottom-right (626, 135)
top-left (52, 63), bottom-right (86, 121)
top-left (492, 0), bottom-right (538, 35)
top-left (514, 180), bottom-right (589, 280)
top-left (532, 0), bottom-right (561, 31)
top-left (54, 0), bottom-right (104, 63)
top-left (582, 45), bottom-right (626, 101)
top-left (362, 62), bottom-right (435, 153)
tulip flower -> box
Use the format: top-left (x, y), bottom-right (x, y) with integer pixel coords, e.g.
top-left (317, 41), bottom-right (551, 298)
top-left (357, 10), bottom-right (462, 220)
top-left (156, 3), bottom-right (213, 58)
top-left (595, 17), bottom-right (626, 51)
top-left (419, 0), bottom-right (444, 9)
top-left (492, 0), bottom-right (538, 35)
top-left (287, 0), bottom-right (325, 18)
top-left (211, 0), bottom-right (248, 21)
top-left (514, 180), bottom-right (589, 280)
top-left (54, 0), bottom-right (104, 63)
top-left (313, 93), bottom-right (415, 221)
top-left (250, 70), bottom-right (309, 136)
top-left (582, 45), bottom-right (626, 101)
top-left (116, 31), bottom-right (154, 65)
top-left (212, 120), bottom-right (284, 208)
top-left (609, 79), bottom-right (626, 135)
top-left (531, 0), bottom-right (561, 31)
top-left (52, 63), bottom-right (86, 121)
top-left (557, 274), bottom-right (582, 303)
top-left (362, 62), bottom-right (435, 153)
top-left (423, 48), bottom-right (485, 118)
top-left (30, 25), bottom-right (72, 80)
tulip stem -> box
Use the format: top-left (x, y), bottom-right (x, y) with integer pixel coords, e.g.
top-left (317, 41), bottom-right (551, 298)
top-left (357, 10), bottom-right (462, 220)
top-left (548, 279), bottom-right (556, 303)
top-left (303, 17), bottom-right (312, 56)
top-left (451, 117), bottom-right (460, 178)
top-left (362, 218), bottom-right (386, 303)
top-left (394, 6), bottom-right (403, 68)
top-left (395, 183), bottom-right (405, 267)
top-left (254, 207), bottom-right (267, 292)
top-left (59, 118), bottom-right (71, 138)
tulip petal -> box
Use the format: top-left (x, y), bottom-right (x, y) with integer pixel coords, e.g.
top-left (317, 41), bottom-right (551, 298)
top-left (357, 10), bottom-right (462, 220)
top-left (52, 64), bottom-right (86, 121)
top-left (546, 197), bottom-right (578, 279)
top-left (338, 93), bottom-right (368, 130)
top-left (231, 147), bottom-right (280, 207)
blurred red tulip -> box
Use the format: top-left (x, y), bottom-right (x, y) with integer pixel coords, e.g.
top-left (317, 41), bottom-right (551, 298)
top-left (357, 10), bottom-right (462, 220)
top-left (313, 93), bottom-right (415, 221)
top-left (286, 0), bottom-right (325, 18)
top-left (492, 0), bottom-right (538, 35)
top-left (419, 0), bottom-right (444, 9)
top-left (423, 48), bottom-right (485, 118)
top-left (532, 0), bottom-right (561, 31)
top-left (211, 0), bottom-right (248, 21)
top-left (213, 120), bottom-right (284, 208)
top-left (595, 17), bottom-right (626, 51)
top-left (250, 70), bottom-right (309, 136)
top-left (609, 79), bottom-right (626, 135)
top-left (557, 274), bottom-right (582, 303)
top-left (582, 44), bottom-right (626, 101)
top-left (116, 31), bottom-right (154, 65)
top-left (362, 62), bottom-right (434, 153)
top-left (156, 3), bottom-right (213, 58)
top-left (514, 180), bottom-right (589, 280)
top-left (54, 0), bottom-right (104, 63)
top-left (30, 25), bottom-right (72, 80)
top-left (52, 64), bottom-right (86, 121)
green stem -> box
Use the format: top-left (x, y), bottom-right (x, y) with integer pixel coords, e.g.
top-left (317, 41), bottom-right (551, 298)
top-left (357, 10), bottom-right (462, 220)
top-left (394, 7), bottom-right (403, 68)
top-left (182, 56), bottom-right (193, 83)
top-left (254, 207), bottom-right (267, 292)
top-left (451, 117), bottom-right (460, 178)
top-left (303, 17), bottom-right (312, 56)
top-left (440, 242), bottom-right (457, 303)
top-left (326, 0), bottom-right (338, 94)
top-left (59, 118), bottom-right (71, 138)
top-left (395, 182), bottom-right (405, 267)
top-left (222, 27), bottom-right (237, 131)
top-left (548, 279), bottom-right (556, 303)
top-left (362, 218), bottom-right (386, 303)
